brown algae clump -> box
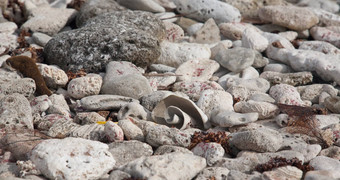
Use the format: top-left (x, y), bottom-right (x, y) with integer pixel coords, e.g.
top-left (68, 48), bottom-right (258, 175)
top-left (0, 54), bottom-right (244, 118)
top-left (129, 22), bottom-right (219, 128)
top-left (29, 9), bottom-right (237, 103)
top-left (6, 56), bottom-right (52, 96)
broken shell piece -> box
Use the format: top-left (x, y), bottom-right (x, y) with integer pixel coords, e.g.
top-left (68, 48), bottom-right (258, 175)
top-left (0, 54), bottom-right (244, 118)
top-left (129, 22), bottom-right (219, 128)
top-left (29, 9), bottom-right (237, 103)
top-left (117, 102), bottom-right (148, 121)
top-left (152, 95), bottom-right (209, 130)
top-left (163, 106), bottom-right (191, 130)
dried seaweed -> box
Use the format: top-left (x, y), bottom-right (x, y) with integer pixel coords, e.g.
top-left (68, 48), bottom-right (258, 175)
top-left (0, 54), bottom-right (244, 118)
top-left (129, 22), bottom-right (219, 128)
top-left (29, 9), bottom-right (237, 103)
top-left (277, 103), bottom-right (330, 148)
top-left (272, 41), bottom-right (285, 48)
top-left (255, 157), bottom-right (314, 173)
top-left (189, 131), bottom-right (231, 154)
top-left (66, 69), bottom-right (87, 82)
top-left (17, 29), bottom-right (31, 48)
top-left (97, 111), bottom-right (115, 121)
top-left (67, 0), bottom-right (86, 10)
top-left (3, 0), bottom-right (26, 25)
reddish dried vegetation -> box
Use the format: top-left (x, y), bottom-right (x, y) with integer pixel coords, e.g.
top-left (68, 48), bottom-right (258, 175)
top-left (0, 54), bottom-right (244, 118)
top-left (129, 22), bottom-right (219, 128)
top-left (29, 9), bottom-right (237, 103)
top-left (66, 69), bottom-right (87, 82)
top-left (67, 0), bottom-right (86, 10)
top-left (277, 103), bottom-right (331, 147)
top-left (255, 157), bottom-right (314, 173)
top-left (189, 131), bottom-right (231, 154)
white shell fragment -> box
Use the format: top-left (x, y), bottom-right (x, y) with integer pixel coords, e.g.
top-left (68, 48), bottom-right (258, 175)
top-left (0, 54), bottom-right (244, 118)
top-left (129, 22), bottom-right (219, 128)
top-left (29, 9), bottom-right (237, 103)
top-left (152, 94), bottom-right (209, 129)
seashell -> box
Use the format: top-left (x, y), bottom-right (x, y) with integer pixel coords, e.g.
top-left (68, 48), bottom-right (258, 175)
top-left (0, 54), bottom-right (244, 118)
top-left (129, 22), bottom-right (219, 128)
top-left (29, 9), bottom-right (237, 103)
top-left (163, 106), bottom-right (191, 130)
top-left (152, 95), bottom-right (209, 130)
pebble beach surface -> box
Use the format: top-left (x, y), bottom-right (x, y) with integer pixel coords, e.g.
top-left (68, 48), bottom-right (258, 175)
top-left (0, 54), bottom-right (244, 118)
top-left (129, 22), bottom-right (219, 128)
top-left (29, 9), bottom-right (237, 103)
top-left (1, 0), bottom-right (340, 179)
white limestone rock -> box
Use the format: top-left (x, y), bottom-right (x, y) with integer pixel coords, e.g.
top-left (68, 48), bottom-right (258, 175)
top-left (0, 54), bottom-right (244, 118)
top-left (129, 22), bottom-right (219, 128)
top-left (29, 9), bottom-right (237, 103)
top-left (242, 28), bottom-right (269, 52)
top-left (117, 102), bottom-right (147, 121)
top-left (0, 22), bottom-right (18, 54)
top-left (37, 63), bottom-right (68, 89)
top-left (269, 84), bottom-right (305, 105)
top-left (196, 90), bottom-right (234, 119)
top-left (175, 59), bottom-right (220, 82)
top-left (297, 0), bottom-right (339, 13)
top-left (47, 94), bottom-right (71, 117)
top-left (195, 167), bottom-right (230, 180)
top-left (219, 22), bottom-right (261, 40)
top-left (212, 111), bottom-right (259, 127)
top-left (266, 45), bottom-right (340, 85)
top-left (21, 7), bottom-right (77, 35)
top-left (75, 95), bottom-right (139, 111)
top-left (67, 74), bottom-right (102, 99)
top-left (119, 152), bottom-right (206, 179)
top-left (32, 32), bottom-right (52, 47)
top-left (310, 8), bottom-right (340, 27)
top-left (0, 78), bottom-right (36, 97)
top-left (108, 140), bottom-right (153, 167)
top-left (30, 95), bottom-right (52, 114)
top-left (173, 0), bottom-right (241, 24)
top-left (310, 156), bottom-right (340, 171)
top-left (298, 41), bottom-right (340, 56)
top-left (259, 5), bottom-right (319, 31)
top-left (189, 18), bottom-right (221, 44)
top-left (226, 77), bottom-right (270, 93)
top-left (118, 119), bottom-right (145, 141)
top-left (234, 100), bottom-right (279, 119)
top-left (173, 80), bottom-right (224, 101)
top-left (262, 166), bottom-right (303, 180)
top-left (104, 121), bottom-right (124, 142)
top-left (191, 142), bottom-right (225, 166)
top-left (163, 21), bottom-right (184, 42)
top-left (229, 128), bottom-right (283, 153)
top-left (0, 93), bottom-right (33, 129)
top-left (156, 41), bottom-right (211, 67)
top-left (30, 137), bottom-right (116, 180)
top-left (310, 26), bottom-right (340, 48)
top-left (215, 47), bottom-right (255, 73)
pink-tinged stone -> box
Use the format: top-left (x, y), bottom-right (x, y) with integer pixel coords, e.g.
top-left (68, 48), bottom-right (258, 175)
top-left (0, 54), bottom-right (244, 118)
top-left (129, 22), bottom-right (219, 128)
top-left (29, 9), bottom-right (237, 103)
top-left (310, 26), bottom-right (340, 48)
top-left (259, 5), bottom-right (319, 31)
top-left (173, 81), bottom-right (224, 101)
top-left (104, 121), bottom-right (124, 142)
top-left (176, 59), bottom-right (220, 82)
top-left (269, 84), bottom-right (305, 105)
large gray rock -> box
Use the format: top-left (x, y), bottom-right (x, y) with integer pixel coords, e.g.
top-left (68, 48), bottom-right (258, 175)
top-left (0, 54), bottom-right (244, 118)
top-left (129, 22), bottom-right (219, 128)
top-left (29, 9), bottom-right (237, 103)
top-left (76, 0), bottom-right (126, 27)
top-left (44, 11), bottom-right (166, 73)
top-left (82, 10), bottom-right (166, 40)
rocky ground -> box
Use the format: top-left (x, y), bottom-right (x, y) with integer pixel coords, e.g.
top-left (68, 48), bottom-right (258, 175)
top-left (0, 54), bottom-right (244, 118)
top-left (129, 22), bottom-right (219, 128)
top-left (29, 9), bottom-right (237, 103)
top-left (1, 0), bottom-right (340, 179)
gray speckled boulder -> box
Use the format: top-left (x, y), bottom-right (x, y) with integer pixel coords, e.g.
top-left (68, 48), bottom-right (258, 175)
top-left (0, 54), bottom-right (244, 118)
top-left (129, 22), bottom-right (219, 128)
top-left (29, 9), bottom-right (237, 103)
top-left (44, 11), bottom-right (166, 73)
top-left (81, 10), bottom-right (166, 40)
top-left (76, 0), bottom-right (126, 27)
